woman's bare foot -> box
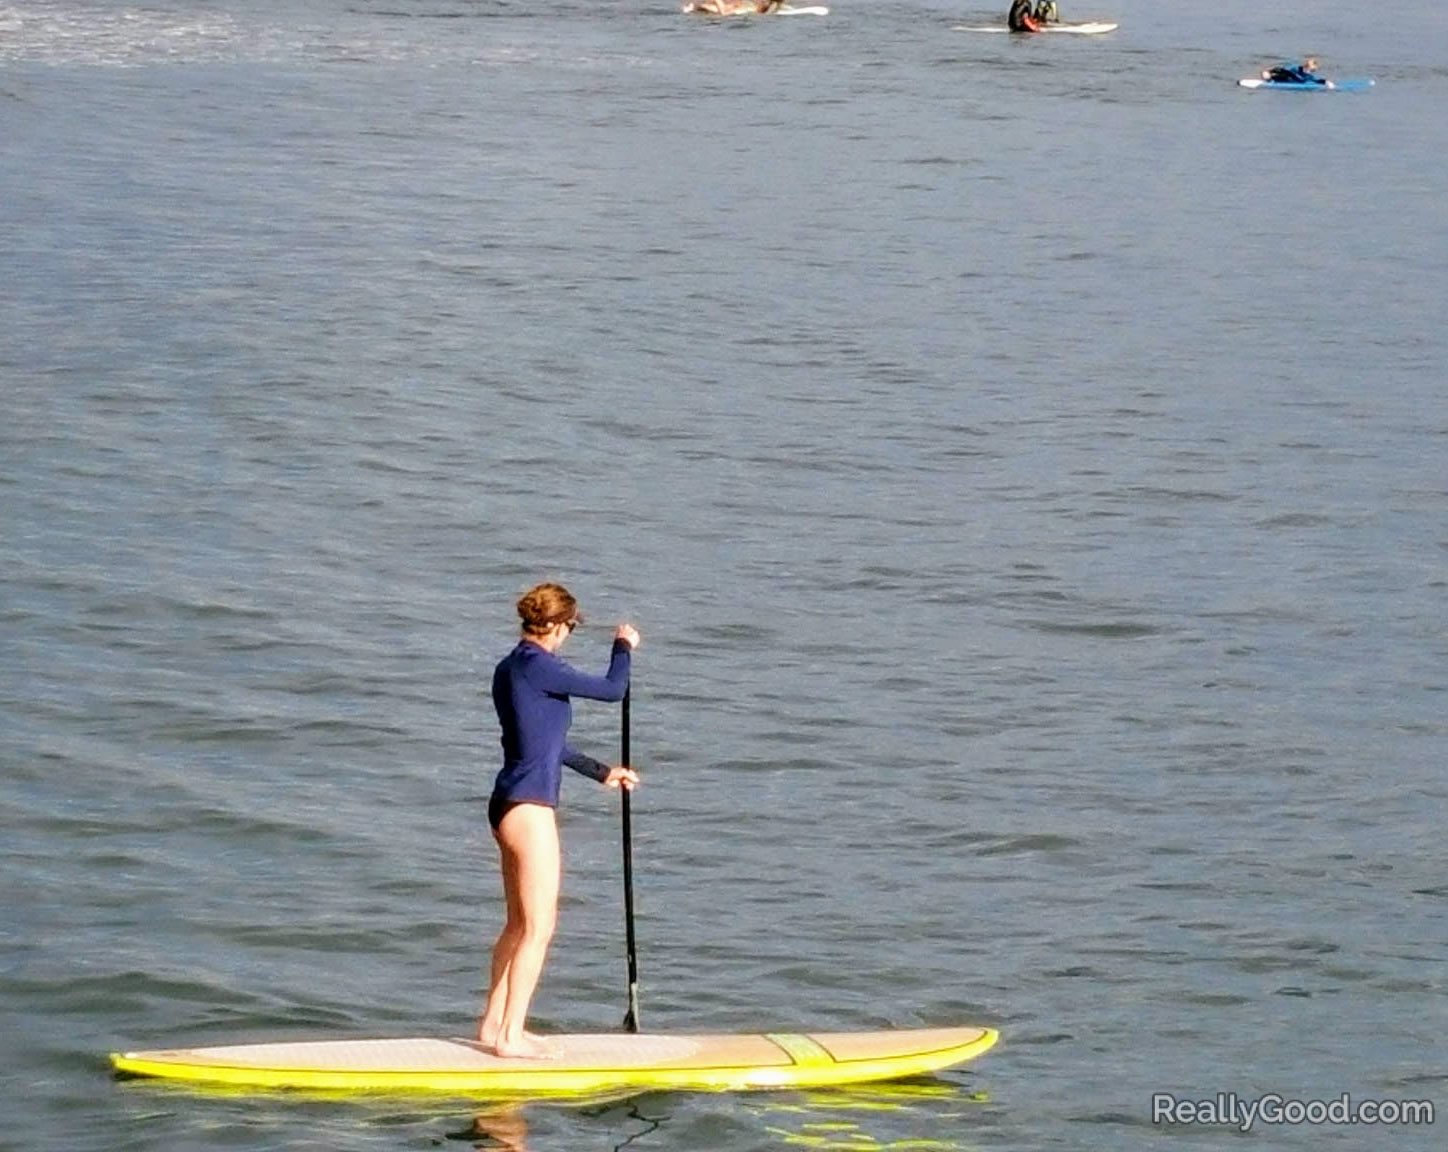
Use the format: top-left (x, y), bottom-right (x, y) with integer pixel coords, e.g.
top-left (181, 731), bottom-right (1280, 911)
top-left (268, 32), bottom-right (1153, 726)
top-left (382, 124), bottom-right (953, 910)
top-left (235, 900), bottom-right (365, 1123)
top-left (491, 1031), bottom-right (558, 1060)
top-left (476, 1020), bottom-right (546, 1051)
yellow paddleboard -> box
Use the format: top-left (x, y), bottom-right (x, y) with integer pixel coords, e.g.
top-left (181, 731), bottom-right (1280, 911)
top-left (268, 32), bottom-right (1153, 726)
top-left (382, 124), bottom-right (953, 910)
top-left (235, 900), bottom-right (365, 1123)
top-left (111, 1026), bottom-right (997, 1093)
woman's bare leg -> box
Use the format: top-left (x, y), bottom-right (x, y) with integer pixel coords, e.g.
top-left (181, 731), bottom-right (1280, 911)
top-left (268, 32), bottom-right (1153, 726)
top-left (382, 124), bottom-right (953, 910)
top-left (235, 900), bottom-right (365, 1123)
top-left (490, 803), bottom-right (560, 1058)
top-left (476, 833), bottom-right (525, 1045)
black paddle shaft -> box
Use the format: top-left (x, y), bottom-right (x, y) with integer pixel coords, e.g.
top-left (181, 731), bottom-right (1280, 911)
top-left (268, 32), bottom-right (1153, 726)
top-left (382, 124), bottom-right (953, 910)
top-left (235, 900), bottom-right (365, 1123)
top-left (621, 685), bottom-right (641, 1032)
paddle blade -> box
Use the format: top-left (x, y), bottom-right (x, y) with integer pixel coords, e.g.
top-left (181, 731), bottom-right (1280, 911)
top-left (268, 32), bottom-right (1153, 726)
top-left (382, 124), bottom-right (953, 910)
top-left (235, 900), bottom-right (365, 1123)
top-left (623, 986), bottom-right (640, 1034)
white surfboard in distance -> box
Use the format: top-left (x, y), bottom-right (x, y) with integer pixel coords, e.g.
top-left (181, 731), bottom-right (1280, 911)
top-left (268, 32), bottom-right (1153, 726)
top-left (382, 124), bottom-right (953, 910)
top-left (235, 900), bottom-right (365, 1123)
top-left (1237, 77), bottom-right (1373, 92)
top-left (683, 3), bottom-right (829, 15)
top-left (953, 21), bottom-right (1117, 35)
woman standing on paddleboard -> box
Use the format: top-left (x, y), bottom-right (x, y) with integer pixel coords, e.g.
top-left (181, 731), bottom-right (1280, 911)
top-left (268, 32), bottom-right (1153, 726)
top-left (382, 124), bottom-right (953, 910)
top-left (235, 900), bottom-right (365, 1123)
top-left (479, 583), bottom-right (640, 1058)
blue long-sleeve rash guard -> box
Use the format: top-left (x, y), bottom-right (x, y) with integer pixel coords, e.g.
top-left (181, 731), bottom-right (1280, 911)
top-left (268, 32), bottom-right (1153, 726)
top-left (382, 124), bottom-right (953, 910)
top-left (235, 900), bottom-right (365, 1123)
top-left (490, 638), bottom-right (631, 813)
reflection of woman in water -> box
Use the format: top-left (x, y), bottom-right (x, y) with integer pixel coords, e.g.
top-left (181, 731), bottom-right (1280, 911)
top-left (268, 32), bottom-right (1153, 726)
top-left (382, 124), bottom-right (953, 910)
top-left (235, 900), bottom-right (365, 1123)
top-left (468, 1105), bottom-right (529, 1152)
top-left (683, 0), bottom-right (784, 14)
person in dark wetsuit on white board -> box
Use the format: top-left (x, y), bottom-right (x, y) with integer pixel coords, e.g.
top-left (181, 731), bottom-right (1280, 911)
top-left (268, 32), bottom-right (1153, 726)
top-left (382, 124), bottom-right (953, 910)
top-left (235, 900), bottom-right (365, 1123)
top-left (1007, 1), bottom-right (1060, 30)
top-left (683, 0), bottom-right (783, 13)
top-left (1008, 0), bottom-right (1042, 33)
top-left (1261, 56), bottom-right (1325, 85)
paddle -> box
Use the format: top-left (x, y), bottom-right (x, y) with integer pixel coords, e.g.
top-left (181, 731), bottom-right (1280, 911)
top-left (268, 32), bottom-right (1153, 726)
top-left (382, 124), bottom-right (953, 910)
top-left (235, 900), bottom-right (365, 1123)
top-left (621, 684), bottom-right (641, 1033)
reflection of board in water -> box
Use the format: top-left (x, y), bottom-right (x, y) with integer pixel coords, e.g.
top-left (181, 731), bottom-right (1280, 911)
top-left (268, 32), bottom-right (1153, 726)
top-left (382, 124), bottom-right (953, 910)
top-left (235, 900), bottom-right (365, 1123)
top-left (112, 1026), bottom-right (998, 1093)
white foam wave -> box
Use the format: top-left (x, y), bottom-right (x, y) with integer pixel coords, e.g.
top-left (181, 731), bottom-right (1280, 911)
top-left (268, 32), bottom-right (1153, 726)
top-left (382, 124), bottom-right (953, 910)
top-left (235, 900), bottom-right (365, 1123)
top-left (0, 2), bottom-right (243, 65)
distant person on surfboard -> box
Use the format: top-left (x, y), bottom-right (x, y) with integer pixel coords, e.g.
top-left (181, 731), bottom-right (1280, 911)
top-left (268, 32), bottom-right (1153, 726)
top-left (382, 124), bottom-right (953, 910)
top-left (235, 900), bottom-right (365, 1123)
top-left (683, 0), bottom-right (783, 13)
top-left (1008, 0), bottom-right (1042, 32)
top-left (1260, 56), bottom-right (1325, 85)
top-left (480, 583), bottom-right (640, 1058)
top-left (1008, 0), bottom-right (1061, 30)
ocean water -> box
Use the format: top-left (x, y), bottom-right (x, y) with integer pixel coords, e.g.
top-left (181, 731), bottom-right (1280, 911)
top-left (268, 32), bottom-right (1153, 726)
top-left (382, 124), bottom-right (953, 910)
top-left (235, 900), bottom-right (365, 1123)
top-left (2, 0), bottom-right (1445, 1148)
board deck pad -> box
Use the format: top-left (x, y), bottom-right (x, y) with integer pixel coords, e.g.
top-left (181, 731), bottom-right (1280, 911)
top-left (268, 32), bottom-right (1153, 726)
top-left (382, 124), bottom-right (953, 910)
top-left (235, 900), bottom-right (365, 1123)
top-left (111, 1026), bottom-right (998, 1093)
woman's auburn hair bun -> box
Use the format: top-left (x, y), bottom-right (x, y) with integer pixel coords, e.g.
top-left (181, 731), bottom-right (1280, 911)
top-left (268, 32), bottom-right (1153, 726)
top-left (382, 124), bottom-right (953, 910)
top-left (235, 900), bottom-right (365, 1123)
top-left (518, 582), bottom-right (578, 633)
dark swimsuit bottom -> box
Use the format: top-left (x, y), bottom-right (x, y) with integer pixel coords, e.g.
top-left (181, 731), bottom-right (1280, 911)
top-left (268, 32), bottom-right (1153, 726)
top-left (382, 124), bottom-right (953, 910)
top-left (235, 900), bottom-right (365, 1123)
top-left (488, 794), bottom-right (556, 832)
top-left (488, 793), bottom-right (517, 831)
